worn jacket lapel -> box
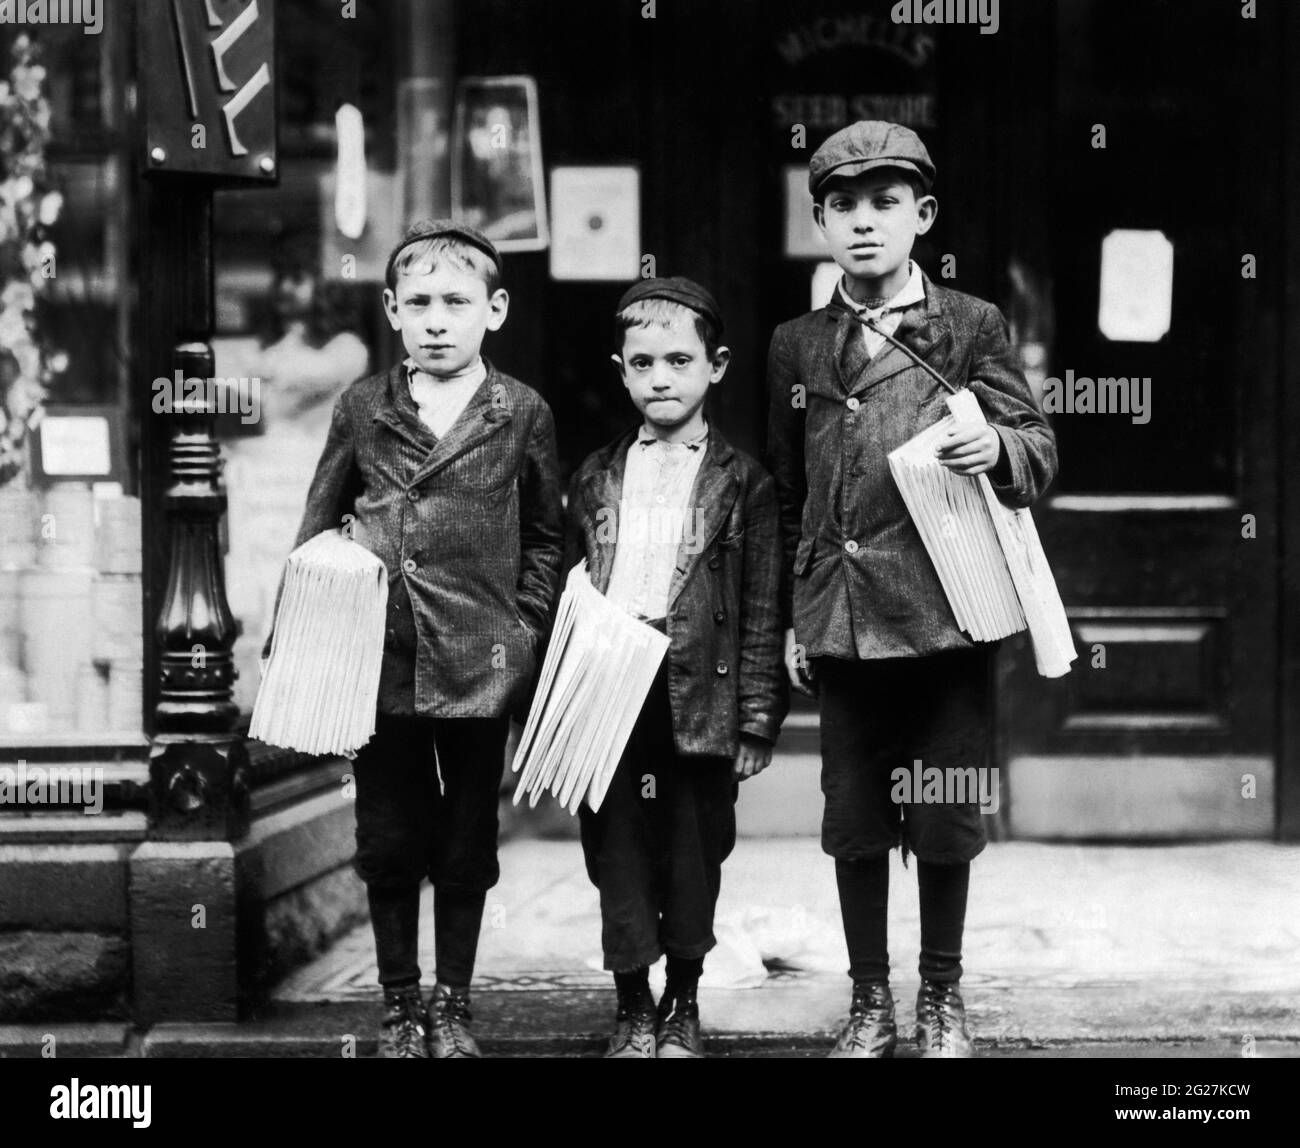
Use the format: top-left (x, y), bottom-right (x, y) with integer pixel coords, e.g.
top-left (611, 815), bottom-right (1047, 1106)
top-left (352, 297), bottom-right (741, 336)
top-left (829, 271), bottom-right (953, 397)
top-left (667, 433), bottom-right (739, 608)
top-left (828, 306), bottom-right (857, 395)
top-left (373, 363), bottom-right (434, 453)
top-left (405, 362), bottom-right (514, 487)
top-left (579, 428), bottom-right (636, 595)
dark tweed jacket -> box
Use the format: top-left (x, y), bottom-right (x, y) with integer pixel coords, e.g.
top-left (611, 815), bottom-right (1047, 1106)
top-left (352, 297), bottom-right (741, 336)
top-left (565, 425), bottom-right (788, 759)
top-left (764, 272), bottom-right (1058, 660)
top-left (289, 360), bottom-right (563, 718)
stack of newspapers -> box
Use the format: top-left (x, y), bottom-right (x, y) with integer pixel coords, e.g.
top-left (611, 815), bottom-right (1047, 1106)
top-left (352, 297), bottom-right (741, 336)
top-left (888, 387), bottom-right (1076, 678)
top-left (250, 530), bottom-right (389, 755)
top-left (511, 562), bottom-right (670, 815)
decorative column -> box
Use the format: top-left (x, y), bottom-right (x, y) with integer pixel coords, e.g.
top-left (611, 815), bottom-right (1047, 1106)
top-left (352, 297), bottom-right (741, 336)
top-left (132, 0), bottom-right (277, 1022)
top-left (149, 334), bottom-right (249, 840)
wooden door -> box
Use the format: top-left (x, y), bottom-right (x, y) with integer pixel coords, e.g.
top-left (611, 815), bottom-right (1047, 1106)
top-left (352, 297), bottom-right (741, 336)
top-left (998, 0), bottom-right (1282, 840)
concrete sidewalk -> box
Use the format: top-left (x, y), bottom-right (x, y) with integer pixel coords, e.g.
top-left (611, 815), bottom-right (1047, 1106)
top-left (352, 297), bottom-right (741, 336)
top-left (8, 838), bottom-right (1293, 1057)
top-left (264, 837), bottom-right (1300, 1054)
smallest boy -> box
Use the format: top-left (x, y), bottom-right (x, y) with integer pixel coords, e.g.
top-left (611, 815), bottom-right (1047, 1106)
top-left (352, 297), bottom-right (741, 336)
top-left (566, 278), bottom-right (787, 1058)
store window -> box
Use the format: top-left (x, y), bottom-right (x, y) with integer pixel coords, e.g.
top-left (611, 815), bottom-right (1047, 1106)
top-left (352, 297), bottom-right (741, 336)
top-left (213, 0), bottom-right (397, 713)
top-left (0, 22), bottom-right (139, 742)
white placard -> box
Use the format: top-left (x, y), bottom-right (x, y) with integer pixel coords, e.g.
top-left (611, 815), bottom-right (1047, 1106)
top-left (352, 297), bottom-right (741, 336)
top-left (1098, 229), bottom-right (1174, 342)
top-left (549, 166), bottom-right (640, 281)
top-left (39, 416), bottom-right (112, 477)
top-left (812, 262), bottom-right (841, 310)
top-left (785, 166), bottom-right (830, 259)
top-left (334, 103), bottom-right (367, 241)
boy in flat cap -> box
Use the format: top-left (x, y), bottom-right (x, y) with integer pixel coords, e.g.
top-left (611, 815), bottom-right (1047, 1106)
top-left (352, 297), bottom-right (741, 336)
top-left (281, 220), bottom-right (563, 1057)
top-left (566, 277), bottom-right (787, 1057)
top-left (765, 122), bottom-right (1057, 1057)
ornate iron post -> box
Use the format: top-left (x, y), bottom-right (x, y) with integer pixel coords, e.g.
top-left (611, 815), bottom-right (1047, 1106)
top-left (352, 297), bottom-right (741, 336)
top-left (138, 0), bottom-right (277, 840)
top-left (130, 0), bottom-right (277, 1023)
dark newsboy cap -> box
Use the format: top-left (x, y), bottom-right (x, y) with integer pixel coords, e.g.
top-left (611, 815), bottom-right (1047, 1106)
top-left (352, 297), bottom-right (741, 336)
top-left (386, 218), bottom-right (502, 285)
top-left (616, 276), bottom-right (723, 333)
top-left (808, 120), bottom-right (936, 196)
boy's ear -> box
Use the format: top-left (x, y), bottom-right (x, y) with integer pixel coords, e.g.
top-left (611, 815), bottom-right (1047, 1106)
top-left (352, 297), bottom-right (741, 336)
top-left (382, 288), bottom-right (401, 331)
top-left (485, 288), bottom-right (509, 331)
top-left (609, 353), bottom-right (626, 377)
top-left (914, 194), bottom-right (938, 236)
top-left (812, 201), bottom-right (826, 232)
top-left (709, 346), bottom-right (731, 384)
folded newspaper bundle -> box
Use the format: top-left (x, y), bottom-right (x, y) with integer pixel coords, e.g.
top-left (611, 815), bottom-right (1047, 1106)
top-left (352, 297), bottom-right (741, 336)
top-left (511, 561), bottom-right (670, 814)
top-left (249, 530), bottom-right (389, 755)
top-left (887, 387), bottom-right (1076, 678)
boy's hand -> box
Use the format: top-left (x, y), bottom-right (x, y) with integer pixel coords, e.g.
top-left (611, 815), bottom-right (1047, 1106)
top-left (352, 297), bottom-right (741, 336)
top-left (935, 421), bottom-right (1002, 475)
top-left (733, 734), bottom-right (773, 781)
top-left (784, 626), bottom-right (817, 698)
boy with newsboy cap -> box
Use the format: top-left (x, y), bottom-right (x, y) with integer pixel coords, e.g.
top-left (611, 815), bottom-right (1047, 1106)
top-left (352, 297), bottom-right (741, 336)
top-left (566, 277), bottom-right (786, 1057)
top-left (283, 220), bottom-right (563, 1057)
top-left (765, 122), bottom-right (1057, 1057)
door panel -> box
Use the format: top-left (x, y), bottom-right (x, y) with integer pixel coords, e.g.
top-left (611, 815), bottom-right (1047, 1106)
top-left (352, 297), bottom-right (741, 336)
top-left (999, 0), bottom-right (1279, 839)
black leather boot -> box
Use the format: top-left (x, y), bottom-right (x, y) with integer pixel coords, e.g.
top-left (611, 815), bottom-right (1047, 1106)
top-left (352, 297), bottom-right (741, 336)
top-left (606, 982), bottom-right (658, 1059)
top-left (427, 982), bottom-right (481, 1058)
top-left (656, 987), bottom-right (703, 1059)
top-left (378, 984), bottom-right (430, 1059)
top-left (915, 979), bottom-right (974, 1058)
top-left (828, 981), bottom-right (897, 1058)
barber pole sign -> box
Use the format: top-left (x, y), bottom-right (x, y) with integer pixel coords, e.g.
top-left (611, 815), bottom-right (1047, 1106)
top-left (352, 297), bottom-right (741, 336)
top-left (140, 0), bottom-right (277, 182)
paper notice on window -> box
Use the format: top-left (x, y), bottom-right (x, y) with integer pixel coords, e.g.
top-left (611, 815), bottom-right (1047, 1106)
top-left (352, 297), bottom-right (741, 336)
top-left (549, 166), bottom-right (641, 281)
top-left (1098, 229), bottom-right (1174, 343)
top-left (39, 416), bottom-right (113, 477)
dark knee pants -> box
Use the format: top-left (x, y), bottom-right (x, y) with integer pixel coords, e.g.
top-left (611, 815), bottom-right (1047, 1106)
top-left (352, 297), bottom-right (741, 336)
top-left (353, 712), bottom-right (508, 893)
top-left (817, 648), bottom-right (993, 864)
top-left (578, 673), bottom-right (738, 972)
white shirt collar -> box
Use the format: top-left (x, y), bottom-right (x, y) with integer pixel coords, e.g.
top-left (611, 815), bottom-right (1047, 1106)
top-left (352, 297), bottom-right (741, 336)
top-left (636, 422), bottom-right (709, 451)
top-left (835, 260), bottom-right (925, 317)
top-left (405, 356), bottom-right (486, 386)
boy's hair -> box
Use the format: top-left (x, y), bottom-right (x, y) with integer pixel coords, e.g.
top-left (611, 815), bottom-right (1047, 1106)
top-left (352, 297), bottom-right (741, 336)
top-left (386, 234), bottom-right (502, 295)
top-left (615, 298), bottom-right (722, 361)
top-left (813, 166), bottom-right (930, 207)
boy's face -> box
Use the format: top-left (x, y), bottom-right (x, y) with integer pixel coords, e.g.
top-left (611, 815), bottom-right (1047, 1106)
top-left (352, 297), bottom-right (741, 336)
top-left (814, 170), bottom-right (937, 293)
top-left (383, 262), bottom-right (507, 376)
top-left (613, 318), bottom-right (729, 437)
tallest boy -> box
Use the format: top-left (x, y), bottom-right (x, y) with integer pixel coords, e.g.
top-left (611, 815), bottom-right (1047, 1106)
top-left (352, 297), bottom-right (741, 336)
top-left (765, 122), bottom-right (1057, 1057)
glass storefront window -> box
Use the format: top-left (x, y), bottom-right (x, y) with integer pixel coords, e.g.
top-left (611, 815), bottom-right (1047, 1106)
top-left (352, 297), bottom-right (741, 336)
top-left (0, 22), bottom-right (140, 743)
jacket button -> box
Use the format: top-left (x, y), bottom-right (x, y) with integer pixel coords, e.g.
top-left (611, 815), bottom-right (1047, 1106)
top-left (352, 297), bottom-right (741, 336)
top-left (716, 661), bottom-right (729, 676)
top-left (714, 609), bottom-right (725, 623)
top-left (402, 558), bottom-right (417, 574)
top-left (708, 556), bottom-right (720, 570)
top-left (844, 540), bottom-right (859, 555)
top-left (407, 488), bottom-right (420, 502)
top-left (846, 397), bottom-right (860, 411)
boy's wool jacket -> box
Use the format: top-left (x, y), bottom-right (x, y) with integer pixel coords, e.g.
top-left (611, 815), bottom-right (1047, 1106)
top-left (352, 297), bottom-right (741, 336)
top-left (290, 360), bottom-right (564, 718)
top-left (765, 272), bottom-right (1058, 660)
top-left (565, 425), bottom-right (788, 758)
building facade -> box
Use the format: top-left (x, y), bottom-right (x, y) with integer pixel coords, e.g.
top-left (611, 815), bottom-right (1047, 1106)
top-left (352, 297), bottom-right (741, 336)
top-left (0, 0), bottom-right (1296, 1021)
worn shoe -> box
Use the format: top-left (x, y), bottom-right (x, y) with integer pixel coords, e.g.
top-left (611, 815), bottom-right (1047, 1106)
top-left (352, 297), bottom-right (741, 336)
top-left (605, 992), bottom-right (658, 1059)
top-left (915, 979), bottom-right (975, 1058)
top-left (828, 981), bottom-right (897, 1058)
top-left (378, 984), bottom-right (430, 1059)
top-left (656, 993), bottom-right (704, 1059)
top-left (427, 982), bottom-right (481, 1058)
